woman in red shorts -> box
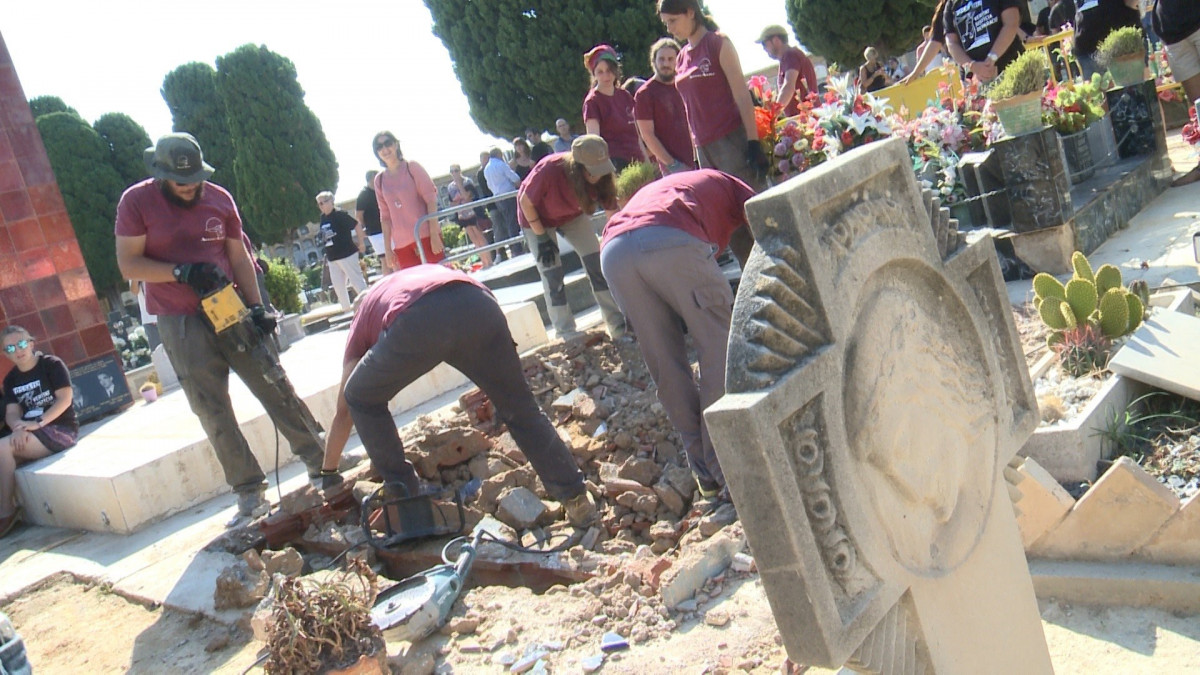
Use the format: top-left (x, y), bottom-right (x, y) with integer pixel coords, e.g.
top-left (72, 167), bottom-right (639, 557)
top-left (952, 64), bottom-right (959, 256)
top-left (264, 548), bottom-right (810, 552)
top-left (372, 131), bottom-right (445, 270)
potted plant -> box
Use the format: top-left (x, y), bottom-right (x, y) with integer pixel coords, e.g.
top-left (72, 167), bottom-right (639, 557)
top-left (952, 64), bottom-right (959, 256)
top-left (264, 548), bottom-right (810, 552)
top-left (1096, 26), bottom-right (1147, 88)
top-left (1042, 80), bottom-right (1105, 184)
top-left (988, 50), bottom-right (1050, 138)
top-left (138, 375), bottom-right (161, 403)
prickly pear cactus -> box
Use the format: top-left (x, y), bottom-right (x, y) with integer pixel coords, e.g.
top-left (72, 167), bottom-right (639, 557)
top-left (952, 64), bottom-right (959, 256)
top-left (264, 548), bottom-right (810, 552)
top-left (1071, 251), bottom-right (1095, 284)
top-left (1098, 288), bottom-right (1130, 338)
top-left (1094, 264), bottom-right (1122, 295)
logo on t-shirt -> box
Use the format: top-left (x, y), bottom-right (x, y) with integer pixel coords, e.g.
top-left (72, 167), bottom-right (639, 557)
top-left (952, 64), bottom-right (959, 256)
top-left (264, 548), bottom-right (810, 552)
top-left (954, 0), bottom-right (1000, 52)
top-left (694, 57), bottom-right (715, 77)
top-left (202, 217), bottom-right (225, 242)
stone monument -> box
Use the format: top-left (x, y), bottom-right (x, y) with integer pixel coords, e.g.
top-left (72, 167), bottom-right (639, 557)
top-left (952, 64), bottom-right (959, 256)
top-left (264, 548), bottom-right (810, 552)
top-left (705, 138), bottom-right (1052, 673)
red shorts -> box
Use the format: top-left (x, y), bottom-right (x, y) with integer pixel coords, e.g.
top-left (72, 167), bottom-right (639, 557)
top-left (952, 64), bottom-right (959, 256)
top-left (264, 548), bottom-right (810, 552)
top-left (394, 237), bottom-right (446, 269)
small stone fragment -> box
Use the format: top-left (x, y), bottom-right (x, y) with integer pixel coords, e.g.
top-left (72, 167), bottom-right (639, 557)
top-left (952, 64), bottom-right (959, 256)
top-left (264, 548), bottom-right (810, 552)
top-left (699, 503), bottom-right (738, 537)
top-left (705, 609), bottom-right (731, 627)
top-left (600, 631), bottom-right (629, 652)
top-left (730, 552), bottom-right (756, 573)
top-left (261, 547), bottom-right (304, 577)
top-left (449, 616), bottom-right (480, 635)
top-left (496, 487), bottom-right (548, 530)
top-left (581, 654), bottom-right (605, 673)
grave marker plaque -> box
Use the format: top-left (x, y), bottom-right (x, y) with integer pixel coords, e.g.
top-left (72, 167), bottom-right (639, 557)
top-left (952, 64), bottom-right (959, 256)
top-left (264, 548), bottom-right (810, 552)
top-left (706, 138), bottom-right (1051, 673)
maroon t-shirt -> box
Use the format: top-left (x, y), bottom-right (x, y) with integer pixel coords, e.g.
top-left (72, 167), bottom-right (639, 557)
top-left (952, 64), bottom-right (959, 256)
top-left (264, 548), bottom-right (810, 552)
top-left (634, 78), bottom-right (696, 171)
top-left (778, 47), bottom-right (818, 117)
top-left (601, 169), bottom-right (754, 252)
top-left (582, 88), bottom-right (642, 163)
top-left (675, 30), bottom-right (742, 147)
top-left (114, 179), bottom-right (242, 316)
top-left (517, 154), bottom-right (617, 229)
top-left (344, 265), bottom-right (490, 362)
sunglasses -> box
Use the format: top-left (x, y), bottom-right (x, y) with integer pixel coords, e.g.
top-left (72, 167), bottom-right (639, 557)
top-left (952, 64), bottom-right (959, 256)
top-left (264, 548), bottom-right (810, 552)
top-left (374, 138), bottom-right (397, 151)
top-left (4, 339), bottom-right (30, 354)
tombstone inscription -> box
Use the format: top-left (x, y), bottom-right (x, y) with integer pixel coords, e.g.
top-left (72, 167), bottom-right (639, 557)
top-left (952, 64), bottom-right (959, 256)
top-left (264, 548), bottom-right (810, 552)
top-left (706, 138), bottom-right (1051, 673)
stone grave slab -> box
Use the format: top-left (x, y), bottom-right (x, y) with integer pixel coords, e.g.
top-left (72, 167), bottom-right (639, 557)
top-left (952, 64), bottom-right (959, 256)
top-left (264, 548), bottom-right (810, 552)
top-left (991, 127), bottom-right (1073, 233)
top-left (1014, 458), bottom-right (1075, 549)
top-left (1105, 80), bottom-right (1167, 161)
top-left (1108, 309), bottom-right (1200, 402)
top-left (705, 137), bottom-right (1051, 673)
top-left (1136, 492), bottom-right (1200, 566)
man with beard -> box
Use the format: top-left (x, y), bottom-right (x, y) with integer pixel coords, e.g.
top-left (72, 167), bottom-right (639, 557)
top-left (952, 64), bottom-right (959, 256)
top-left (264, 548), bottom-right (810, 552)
top-left (757, 25), bottom-right (818, 117)
top-left (634, 38), bottom-right (696, 175)
top-left (115, 133), bottom-right (330, 525)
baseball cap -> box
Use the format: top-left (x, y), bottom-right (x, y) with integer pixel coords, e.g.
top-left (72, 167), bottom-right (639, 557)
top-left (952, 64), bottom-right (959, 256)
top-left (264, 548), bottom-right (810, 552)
top-left (756, 25), bottom-right (789, 43)
top-left (143, 133), bottom-right (215, 184)
top-left (571, 135), bottom-right (616, 177)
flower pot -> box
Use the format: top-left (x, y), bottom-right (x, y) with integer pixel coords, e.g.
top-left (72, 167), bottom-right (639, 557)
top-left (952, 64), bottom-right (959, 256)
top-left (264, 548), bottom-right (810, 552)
top-left (1159, 96), bottom-right (1189, 130)
top-left (1059, 129), bottom-right (1095, 185)
top-left (140, 387), bottom-right (158, 403)
top-left (1085, 114), bottom-right (1118, 169)
top-left (993, 91), bottom-right (1046, 138)
top-left (1107, 53), bottom-right (1147, 88)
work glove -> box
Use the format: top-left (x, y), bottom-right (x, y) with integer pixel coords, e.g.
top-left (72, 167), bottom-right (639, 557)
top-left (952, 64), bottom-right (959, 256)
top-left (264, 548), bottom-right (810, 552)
top-left (249, 304), bottom-right (277, 335)
top-left (172, 262), bottom-right (226, 295)
top-left (535, 232), bottom-right (559, 267)
top-left (746, 140), bottom-right (770, 171)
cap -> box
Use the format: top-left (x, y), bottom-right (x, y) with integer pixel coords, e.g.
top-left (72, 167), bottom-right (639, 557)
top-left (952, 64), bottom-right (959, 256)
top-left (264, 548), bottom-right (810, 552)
top-left (143, 133), bottom-right (215, 184)
top-left (571, 135), bottom-right (616, 177)
top-left (756, 25), bottom-right (789, 43)
top-left (583, 44), bottom-right (620, 72)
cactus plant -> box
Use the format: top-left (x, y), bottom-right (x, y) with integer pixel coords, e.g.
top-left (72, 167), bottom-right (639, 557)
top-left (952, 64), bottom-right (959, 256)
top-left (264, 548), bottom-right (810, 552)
top-left (1054, 323), bottom-right (1112, 378)
top-left (1033, 273), bottom-right (1066, 303)
top-left (1097, 288), bottom-right (1130, 338)
top-left (1071, 251), bottom-right (1095, 284)
top-left (1064, 278), bottom-right (1098, 325)
top-left (1125, 293), bottom-right (1144, 333)
top-left (1128, 279), bottom-right (1150, 307)
top-left (1094, 264), bottom-right (1122, 295)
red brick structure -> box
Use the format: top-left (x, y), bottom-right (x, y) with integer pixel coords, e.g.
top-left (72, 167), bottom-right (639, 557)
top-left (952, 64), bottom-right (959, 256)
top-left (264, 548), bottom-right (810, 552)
top-left (0, 32), bottom-right (115, 382)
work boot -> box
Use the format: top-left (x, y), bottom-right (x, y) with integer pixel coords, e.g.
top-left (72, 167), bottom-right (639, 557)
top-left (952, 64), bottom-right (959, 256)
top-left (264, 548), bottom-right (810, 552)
top-left (564, 491), bottom-right (599, 528)
top-left (226, 490), bottom-right (269, 528)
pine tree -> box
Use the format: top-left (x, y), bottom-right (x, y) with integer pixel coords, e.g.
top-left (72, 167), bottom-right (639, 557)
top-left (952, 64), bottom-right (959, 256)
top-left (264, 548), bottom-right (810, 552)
top-left (93, 113), bottom-right (152, 189)
top-left (214, 45), bottom-right (338, 245)
top-left (35, 112), bottom-right (126, 295)
top-left (161, 62), bottom-right (241, 202)
top-left (424, 0), bottom-right (662, 138)
top-left (786, 0), bottom-right (936, 69)
top-left (28, 95), bottom-right (78, 120)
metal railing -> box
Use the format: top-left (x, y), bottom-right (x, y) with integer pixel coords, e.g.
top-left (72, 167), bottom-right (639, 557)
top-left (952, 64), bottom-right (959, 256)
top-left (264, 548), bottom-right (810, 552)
top-left (414, 190), bottom-right (526, 266)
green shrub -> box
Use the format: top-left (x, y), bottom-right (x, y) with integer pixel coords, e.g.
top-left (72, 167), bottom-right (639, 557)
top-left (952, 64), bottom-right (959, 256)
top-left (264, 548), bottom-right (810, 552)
top-left (988, 50), bottom-right (1049, 100)
top-left (1096, 26), bottom-right (1145, 66)
top-left (263, 257), bottom-right (304, 315)
top-left (441, 222), bottom-right (466, 249)
top-left (616, 162), bottom-right (659, 203)
top-left (302, 265), bottom-right (322, 291)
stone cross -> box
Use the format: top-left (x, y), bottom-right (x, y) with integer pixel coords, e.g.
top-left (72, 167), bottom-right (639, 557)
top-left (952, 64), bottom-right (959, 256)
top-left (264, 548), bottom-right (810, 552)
top-left (706, 138), bottom-right (1052, 673)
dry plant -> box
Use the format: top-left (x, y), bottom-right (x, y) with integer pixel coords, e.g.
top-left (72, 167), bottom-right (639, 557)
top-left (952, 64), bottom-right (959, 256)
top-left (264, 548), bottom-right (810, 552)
top-left (264, 558), bottom-right (383, 674)
top-left (1038, 394), bottom-right (1066, 424)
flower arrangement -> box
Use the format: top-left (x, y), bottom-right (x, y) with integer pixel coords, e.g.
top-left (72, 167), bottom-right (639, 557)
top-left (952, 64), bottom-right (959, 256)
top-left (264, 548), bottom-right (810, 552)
top-left (1042, 79), bottom-right (1105, 135)
top-left (1183, 105), bottom-right (1200, 148)
top-left (891, 80), bottom-right (993, 203)
top-left (767, 74), bottom-right (893, 180)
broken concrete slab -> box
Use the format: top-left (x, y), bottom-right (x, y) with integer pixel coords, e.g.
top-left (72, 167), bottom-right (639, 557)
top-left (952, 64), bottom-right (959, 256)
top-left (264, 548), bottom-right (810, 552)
top-left (659, 527), bottom-right (745, 609)
top-left (1109, 309), bottom-right (1200, 402)
top-left (1014, 458), bottom-right (1076, 549)
top-left (495, 487), bottom-right (548, 531)
top-left (1032, 457), bottom-right (1180, 561)
top-left (411, 426), bottom-right (492, 479)
top-left (1135, 492), bottom-right (1200, 566)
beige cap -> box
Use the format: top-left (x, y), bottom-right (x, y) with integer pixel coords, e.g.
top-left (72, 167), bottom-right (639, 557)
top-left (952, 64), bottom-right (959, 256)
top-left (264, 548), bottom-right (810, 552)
top-left (756, 25), bottom-right (788, 43)
top-left (571, 135), bottom-right (616, 177)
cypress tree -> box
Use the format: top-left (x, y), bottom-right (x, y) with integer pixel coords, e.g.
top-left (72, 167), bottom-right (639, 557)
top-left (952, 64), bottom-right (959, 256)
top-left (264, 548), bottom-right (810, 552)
top-left (214, 44), bottom-right (338, 245)
top-left (424, 0), bottom-right (662, 138)
top-left (28, 95), bottom-right (78, 120)
top-left (93, 113), bottom-right (152, 189)
top-left (161, 62), bottom-right (241, 202)
top-left (786, 0), bottom-right (936, 69)
top-left (35, 112), bottom-right (126, 295)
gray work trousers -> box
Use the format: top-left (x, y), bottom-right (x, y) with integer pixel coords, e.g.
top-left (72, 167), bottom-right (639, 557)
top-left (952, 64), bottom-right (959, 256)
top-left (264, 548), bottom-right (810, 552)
top-left (159, 314), bottom-right (325, 494)
top-left (696, 125), bottom-right (767, 193)
top-left (342, 283), bottom-right (585, 501)
top-left (600, 226), bottom-right (733, 490)
top-left (522, 214), bottom-right (626, 337)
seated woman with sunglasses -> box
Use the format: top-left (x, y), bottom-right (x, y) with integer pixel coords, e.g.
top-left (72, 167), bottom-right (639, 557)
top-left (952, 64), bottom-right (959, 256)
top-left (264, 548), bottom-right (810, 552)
top-left (0, 326), bottom-right (78, 538)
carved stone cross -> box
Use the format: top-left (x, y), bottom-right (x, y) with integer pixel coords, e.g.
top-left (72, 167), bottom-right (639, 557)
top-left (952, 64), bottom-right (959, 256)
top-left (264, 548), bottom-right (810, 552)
top-left (706, 138), bottom-right (1052, 673)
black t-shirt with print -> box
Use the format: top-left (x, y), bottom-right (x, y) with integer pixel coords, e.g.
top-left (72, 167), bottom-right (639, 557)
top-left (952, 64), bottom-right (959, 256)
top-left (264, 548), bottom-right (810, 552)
top-left (1074, 0), bottom-right (1141, 57)
top-left (3, 353), bottom-right (77, 430)
top-left (319, 209), bottom-right (360, 261)
top-left (355, 186), bottom-right (382, 236)
top-left (1153, 0), bottom-right (1200, 47)
top-left (945, 0), bottom-right (1026, 70)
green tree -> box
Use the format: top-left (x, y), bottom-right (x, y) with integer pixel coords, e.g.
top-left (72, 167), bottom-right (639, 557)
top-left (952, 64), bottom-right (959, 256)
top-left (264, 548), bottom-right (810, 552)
top-left (786, 0), bottom-right (936, 68)
top-left (424, 0), bottom-right (662, 138)
top-left (214, 44), bottom-right (338, 245)
top-left (161, 62), bottom-right (241, 202)
top-left (35, 112), bottom-right (126, 296)
top-left (28, 95), bottom-right (78, 120)
top-left (93, 113), bottom-right (151, 189)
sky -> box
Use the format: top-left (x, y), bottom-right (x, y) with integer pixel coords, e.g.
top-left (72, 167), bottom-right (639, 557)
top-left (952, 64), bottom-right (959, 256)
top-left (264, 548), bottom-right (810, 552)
top-left (3, 1), bottom-right (790, 203)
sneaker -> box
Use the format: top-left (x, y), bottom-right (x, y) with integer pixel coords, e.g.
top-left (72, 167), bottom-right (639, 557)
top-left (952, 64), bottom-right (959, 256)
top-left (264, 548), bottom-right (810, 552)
top-left (226, 490), bottom-right (269, 528)
top-left (564, 491), bottom-right (599, 528)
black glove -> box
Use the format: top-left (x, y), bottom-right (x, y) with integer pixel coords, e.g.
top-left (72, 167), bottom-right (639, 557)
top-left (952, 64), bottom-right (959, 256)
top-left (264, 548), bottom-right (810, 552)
top-left (535, 232), bottom-right (559, 267)
top-left (173, 263), bottom-right (227, 295)
top-left (249, 304), bottom-right (277, 335)
top-left (746, 140), bottom-right (770, 171)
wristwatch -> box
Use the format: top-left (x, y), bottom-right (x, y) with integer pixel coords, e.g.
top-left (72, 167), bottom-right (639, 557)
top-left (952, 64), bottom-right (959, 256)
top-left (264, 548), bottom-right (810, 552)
top-left (986, 52), bottom-right (999, 64)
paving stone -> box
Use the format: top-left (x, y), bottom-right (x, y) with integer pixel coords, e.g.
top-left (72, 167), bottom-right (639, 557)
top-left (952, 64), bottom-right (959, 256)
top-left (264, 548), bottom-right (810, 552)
top-left (1135, 492), bottom-right (1200, 565)
top-left (1109, 310), bottom-right (1200, 401)
top-left (496, 487), bottom-right (547, 531)
top-left (1014, 458), bottom-right (1075, 549)
top-left (659, 528), bottom-right (745, 609)
top-left (1032, 457), bottom-right (1180, 561)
